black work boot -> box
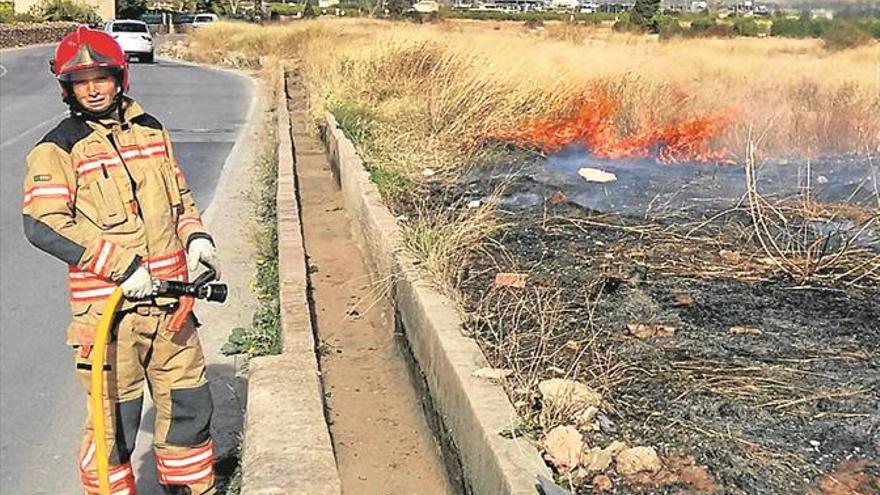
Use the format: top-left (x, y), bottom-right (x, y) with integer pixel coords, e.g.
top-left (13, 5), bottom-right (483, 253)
top-left (160, 485), bottom-right (192, 495)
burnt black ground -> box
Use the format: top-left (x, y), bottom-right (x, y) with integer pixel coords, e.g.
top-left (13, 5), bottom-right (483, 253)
top-left (412, 154), bottom-right (879, 494)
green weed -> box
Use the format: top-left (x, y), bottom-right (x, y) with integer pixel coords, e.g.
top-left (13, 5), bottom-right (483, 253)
top-left (221, 122), bottom-right (281, 357)
top-left (368, 164), bottom-right (412, 202)
top-left (328, 99), bottom-right (377, 147)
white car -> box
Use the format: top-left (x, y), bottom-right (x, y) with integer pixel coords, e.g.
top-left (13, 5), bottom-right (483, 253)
top-left (103, 20), bottom-right (154, 63)
top-left (192, 13), bottom-right (218, 28)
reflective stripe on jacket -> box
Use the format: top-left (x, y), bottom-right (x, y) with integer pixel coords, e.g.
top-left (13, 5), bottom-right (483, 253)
top-left (22, 98), bottom-right (212, 345)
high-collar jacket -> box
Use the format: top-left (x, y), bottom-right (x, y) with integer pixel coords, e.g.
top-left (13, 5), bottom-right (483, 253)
top-left (22, 97), bottom-right (213, 345)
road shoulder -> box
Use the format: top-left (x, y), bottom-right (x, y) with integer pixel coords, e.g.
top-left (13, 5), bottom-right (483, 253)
top-left (198, 69), bottom-right (261, 461)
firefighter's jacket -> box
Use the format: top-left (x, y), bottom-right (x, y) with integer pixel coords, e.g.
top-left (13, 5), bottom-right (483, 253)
top-left (22, 98), bottom-right (213, 345)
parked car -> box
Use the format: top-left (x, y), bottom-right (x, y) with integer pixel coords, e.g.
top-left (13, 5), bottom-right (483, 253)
top-left (191, 13), bottom-right (218, 28)
top-left (103, 20), bottom-right (154, 63)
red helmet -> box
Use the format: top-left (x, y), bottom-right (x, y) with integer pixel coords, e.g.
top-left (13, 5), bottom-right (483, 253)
top-left (51, 25), bottom-right (129, 97)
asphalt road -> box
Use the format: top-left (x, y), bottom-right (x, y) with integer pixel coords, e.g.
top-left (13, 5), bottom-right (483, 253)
top-left (0, 45), bottom-right (251, 494)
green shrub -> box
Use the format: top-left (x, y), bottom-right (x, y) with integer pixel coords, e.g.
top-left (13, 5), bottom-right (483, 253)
top-left (612, 12), bottom-right (645, 33)
top-left (117, 0), bottom-right (146, 20)
top-left (0, 2), bottom-right (13, 23)
top-left (864, 18), bottom-right (880, 38)
top-left (303, 0), bottom-right (318, 18)
top-left (733, 16), bottom-right (759, 36)
top-left (770, 14), bottom-right (826, 38)
top-left (386, 0), bottom-right (408, 17)
top-left (822, 20), bottom-right (873, 50)
top-left (689, 16), bottom-right (716, 33)
top-left (653, 14), bottom-right (676, 30)
top-left (704, 23), bottom-right (734, 37)
top-left (268, 2), bottom-right (304, 16)
top-left (438, 8), bottom-right (614, 24)
top-left (657, 16), bottom-right (685, 39)
top-left (30, 0), bottom-right (101, 24)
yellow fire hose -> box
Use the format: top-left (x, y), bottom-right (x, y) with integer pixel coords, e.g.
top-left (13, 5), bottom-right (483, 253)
top-left (91, 287), bottom-right (125, 495)
top-left (88, 268), bottom-right (225, 495)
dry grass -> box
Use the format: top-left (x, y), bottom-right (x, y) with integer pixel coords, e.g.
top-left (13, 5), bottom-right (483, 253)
top-left (185, 18), bottom-right (880, 175)
top-left (401, 185), bottom-right (507, 297)
top-left (470, 281), bottom-right (631, 429)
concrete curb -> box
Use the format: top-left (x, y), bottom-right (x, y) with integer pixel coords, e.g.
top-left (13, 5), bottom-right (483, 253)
top-left (239, 72), bottom-right (341, 495)
top-left (320, 112), bottom-right (552, 494)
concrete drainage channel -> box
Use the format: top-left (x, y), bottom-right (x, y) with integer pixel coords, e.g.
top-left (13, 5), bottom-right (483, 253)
top-left (240, 71), bottom-right (551, 494)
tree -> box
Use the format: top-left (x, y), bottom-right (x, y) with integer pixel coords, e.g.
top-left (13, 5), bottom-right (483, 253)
top-left (117, 0), bottom-right (147, 19)
top-left (631, 0), bottom-right (660, 31)
top-left (31, 0), bottom-right (102, 24)
top-left (385, 0), bottom-right (408, 17)
top-left (303, 0), bottom-right (318, 18)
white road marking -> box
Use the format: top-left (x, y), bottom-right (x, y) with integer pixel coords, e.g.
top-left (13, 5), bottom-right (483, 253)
top-left (0, 112), bottom-right (65, 150)
top-left (0, 64), bottom-right (8, 79)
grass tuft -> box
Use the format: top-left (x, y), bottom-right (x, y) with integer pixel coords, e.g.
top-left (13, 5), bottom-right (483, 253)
top-left (221, 112), bottom-right (282, 358)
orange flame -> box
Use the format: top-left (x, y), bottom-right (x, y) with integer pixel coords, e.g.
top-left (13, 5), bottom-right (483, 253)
top-left (494, 89), bottom-right (733, 164)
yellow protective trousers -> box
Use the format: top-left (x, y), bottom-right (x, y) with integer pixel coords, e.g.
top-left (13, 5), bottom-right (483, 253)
top-left (75, 306), bottom-right (215, 495)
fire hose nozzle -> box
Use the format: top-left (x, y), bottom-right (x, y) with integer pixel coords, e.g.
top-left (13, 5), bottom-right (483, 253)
top-left (153, 267), bottom-right (228, 303)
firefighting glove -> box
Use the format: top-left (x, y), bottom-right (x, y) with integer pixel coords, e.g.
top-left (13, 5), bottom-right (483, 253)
top-left (120, 266), bottom-right (154, 299)
top-left (187, 238), bottom-right (221, 280)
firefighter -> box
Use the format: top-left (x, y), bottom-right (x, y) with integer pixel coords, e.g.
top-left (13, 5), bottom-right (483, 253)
top-left (22, 26), bottom-right (220, 495)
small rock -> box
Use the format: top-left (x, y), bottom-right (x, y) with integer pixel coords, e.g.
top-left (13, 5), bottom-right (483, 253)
top-left (539, 378), bottom-right (603, 415)
top-left (729, 325), bottom-right (763, 335)
top-left (578, 167), bottom-right (617, 183)
top-left (582, 447), bottom-right (614, 472)
top-left (673, 292), bottom-right (695, 306)
top-left (466, 199), bottom-right (482, 209)
top-left (809, 440), bottom-right (821, 448)
top-left (547, 191), bottom-right (568, 205)
top-left (541, 425), bottom-right (584, 473)
top-left (678, 465), bottom-right (718, 494)
top-left (817, 175), bottom-right (828, 184)
top-left (627, 322), bottom-right (676, 339)
top-left (597, 413), bottom-right (616, 433)
top-left (581, 440), bottom-right (628, 472)
top-left (606, 440), bottom-right (628, 456)
top-left (472, 367), bottom-right (513, 380)
top-left (493, 272), bottom-right (527, 288)
top-left (616, 446), bottom-right (663, 476)
top-left (592, 474), bottom-right (613, 492)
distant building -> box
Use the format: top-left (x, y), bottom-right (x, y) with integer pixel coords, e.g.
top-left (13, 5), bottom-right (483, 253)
top-left (493, 0), bottom-right (545, 11)
top-left (811, 8), bottom-right (834, 20)
top-left (413, 0), bottom-right (440, 12)
top-left (15, 0), bottom-right (116, 19)
top-left (550, 0), bottom-right (579, 9)
top-left (579, 1), bottom-right (600, 13)
top-left (690, 0), bottom-right (707, 12)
